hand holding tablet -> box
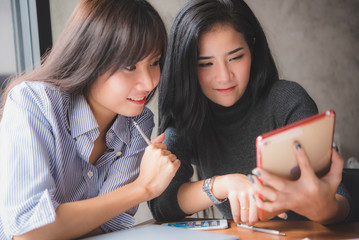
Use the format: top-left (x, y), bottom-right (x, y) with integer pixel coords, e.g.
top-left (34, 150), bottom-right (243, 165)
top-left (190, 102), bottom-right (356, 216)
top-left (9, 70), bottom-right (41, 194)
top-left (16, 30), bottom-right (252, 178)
top-left (255, 110), bottom-right (335, 220)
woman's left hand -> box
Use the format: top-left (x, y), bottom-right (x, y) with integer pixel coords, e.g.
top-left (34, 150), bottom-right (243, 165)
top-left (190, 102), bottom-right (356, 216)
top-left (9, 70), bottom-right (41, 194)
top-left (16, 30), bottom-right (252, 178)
top-left (251, 143), bottom-right (350, 224)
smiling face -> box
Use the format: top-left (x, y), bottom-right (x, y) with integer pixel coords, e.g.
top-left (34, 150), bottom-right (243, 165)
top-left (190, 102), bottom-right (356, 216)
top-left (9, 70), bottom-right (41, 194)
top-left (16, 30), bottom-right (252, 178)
top-left (197, 24), bottom-right (252, 107)
top-left (87, 54), bottom-right (161, 124)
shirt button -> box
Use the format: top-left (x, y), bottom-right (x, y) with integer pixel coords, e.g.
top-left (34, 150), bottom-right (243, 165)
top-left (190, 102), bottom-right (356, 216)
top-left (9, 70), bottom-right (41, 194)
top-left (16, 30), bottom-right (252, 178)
top-left (87, 170), bottom-right (94, 179)
top-left (108, 132), bottom-right (114, 139)
top-left (116, 151), bottom-right (122, 157)
top-left (81, 147), bottom-right (86, 155)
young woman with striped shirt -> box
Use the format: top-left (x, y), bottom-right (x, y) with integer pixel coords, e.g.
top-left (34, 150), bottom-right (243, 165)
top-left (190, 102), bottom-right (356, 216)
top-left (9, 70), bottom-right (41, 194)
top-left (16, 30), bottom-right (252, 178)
top-left (0, 0), bottom-right (180, 239)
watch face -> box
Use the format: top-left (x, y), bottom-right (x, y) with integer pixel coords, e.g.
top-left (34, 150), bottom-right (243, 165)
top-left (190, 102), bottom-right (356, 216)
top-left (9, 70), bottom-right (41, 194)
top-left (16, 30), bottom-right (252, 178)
top-left (205, 178), bottom-right (211, 187)
top-left (203, 178), bottom-right (211, 191)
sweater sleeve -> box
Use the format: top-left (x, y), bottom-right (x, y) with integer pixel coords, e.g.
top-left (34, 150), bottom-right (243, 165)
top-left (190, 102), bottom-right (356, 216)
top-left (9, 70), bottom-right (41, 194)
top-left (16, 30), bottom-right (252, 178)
top-left (148, 127), bottom-right (194, 221)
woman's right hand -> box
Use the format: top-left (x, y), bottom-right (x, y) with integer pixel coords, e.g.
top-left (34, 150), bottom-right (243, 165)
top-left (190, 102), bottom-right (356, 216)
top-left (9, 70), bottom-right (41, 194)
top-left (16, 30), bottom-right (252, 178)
top-left (135, 133), bottom-right (181, 200)
top-left (212, 173), bottom-right (258, 225)
top-left (251, 144), bottom-right (349, 224)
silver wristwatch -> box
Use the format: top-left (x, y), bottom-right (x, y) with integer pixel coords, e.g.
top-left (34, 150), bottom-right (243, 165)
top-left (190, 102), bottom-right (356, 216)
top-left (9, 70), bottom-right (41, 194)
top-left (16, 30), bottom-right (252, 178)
top-left (202, 177), bottom-right (227, 205)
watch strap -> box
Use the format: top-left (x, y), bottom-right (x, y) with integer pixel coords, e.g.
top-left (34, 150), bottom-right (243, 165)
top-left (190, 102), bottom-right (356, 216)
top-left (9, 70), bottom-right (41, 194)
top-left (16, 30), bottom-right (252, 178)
top-left (202, 177), bottom-right (227, 205)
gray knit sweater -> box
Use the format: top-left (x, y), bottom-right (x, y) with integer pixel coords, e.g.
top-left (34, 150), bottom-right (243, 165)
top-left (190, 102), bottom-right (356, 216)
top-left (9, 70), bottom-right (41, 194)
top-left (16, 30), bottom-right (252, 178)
top-left (149, 80), bottom-right (349, 221)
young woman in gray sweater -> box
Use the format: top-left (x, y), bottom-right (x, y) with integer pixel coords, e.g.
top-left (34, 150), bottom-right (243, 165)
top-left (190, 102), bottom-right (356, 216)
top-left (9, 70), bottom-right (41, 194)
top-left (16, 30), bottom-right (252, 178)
top-left (150, 0), bottom-right (351, 225)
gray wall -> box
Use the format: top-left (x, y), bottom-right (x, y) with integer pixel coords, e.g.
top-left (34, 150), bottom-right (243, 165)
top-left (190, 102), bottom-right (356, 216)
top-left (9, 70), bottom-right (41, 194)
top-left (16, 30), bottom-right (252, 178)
top-left (49, 0), bottom-right (359, 222)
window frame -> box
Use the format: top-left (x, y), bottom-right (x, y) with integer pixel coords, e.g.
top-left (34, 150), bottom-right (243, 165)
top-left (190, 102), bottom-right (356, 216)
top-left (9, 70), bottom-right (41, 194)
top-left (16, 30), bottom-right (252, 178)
top-left (11, 0), bottom-right (52, 73)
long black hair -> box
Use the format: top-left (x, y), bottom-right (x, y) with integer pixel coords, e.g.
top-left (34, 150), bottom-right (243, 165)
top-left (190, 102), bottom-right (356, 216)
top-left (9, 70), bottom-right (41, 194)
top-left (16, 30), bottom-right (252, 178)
top-left (1, 0), bottom-right (167, 116)
top-left (158, 0), bottom-right (278, 139)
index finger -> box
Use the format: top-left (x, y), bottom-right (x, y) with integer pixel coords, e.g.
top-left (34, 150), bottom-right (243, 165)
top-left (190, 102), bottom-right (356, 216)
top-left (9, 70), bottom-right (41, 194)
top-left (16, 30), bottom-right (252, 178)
top-left (228, 192), bottom-right (241, 224)
top-left (252, 168), bottom-right (287, 192)
top-left (150, 143), bottom-right (167, 150)
top-left (293, 142), bottom-right (316, 179)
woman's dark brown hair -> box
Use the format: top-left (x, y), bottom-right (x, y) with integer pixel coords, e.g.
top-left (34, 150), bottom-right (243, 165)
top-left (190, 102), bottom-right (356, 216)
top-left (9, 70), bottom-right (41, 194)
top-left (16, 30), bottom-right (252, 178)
top-left (1, 0), bottom-right (167, 116)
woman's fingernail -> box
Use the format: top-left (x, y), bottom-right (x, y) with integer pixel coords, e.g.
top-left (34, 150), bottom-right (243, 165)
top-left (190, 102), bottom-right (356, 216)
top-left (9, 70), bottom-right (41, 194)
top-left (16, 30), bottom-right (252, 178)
top-left (333, 142), bottom-right (339, 152)
top-left (295, 143), bottom-right (301, 150)
top-left (248, 174), bottom-right (255, 184)
top-left (251, 194), bottom-right (256, 202)
top-left (252, 168), bottom-right (261, 177)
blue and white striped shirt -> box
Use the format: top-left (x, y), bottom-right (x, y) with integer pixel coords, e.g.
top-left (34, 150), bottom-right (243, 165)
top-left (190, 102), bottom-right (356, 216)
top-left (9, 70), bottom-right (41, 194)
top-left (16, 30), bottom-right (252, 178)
top-left (0, 81), bottom-right (154, 239)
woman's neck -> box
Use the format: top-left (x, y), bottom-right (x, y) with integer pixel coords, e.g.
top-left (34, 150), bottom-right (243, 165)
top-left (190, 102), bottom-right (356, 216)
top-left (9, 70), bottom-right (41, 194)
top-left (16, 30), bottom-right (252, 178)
top-left (207, 92), bottom-right (251, 126)
top-left (85, 95), bottom-right (117, 135)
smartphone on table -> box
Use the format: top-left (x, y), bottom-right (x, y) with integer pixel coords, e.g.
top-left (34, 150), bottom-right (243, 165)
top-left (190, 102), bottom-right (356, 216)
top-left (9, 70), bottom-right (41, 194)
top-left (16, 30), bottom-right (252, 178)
top-left (162, 219), bottom-right (229, 230)
top-left (256, 110), bottom-right (335, 220)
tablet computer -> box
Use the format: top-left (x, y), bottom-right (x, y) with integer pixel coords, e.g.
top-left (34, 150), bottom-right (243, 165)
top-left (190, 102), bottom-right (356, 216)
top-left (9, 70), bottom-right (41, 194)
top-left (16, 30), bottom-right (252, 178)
top-left (256, 110), bottom-right (335, 220)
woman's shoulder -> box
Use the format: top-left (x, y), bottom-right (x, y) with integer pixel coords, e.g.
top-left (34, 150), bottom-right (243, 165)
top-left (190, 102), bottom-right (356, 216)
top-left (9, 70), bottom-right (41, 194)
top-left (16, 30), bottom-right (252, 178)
top-left (13, 80), bottom-right (57, 90)
top-left (9, 81), bottom-right (68, 102)
top-left (163, 126), bottom-right (178, 145)
top-left (8, 81), bottom-right (71, 118)
top-left (163, 126), bottom-right (194, 160)
top-left (263, 80), bottom-right (318, 125)
top-left (270, 80), bottom-right (308, 96)
top-left (164, 126), bottom-right (177, 136)
top-left (163, 126), bottom-right (186, 149)
top-left (267, 80), bottom-right (314, 104)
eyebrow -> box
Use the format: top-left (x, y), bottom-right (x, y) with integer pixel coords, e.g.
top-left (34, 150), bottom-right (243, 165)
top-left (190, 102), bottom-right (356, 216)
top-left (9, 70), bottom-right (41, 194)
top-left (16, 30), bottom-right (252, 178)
top-left (198, 47), bottom-right (244, 60)
top-left (228, 47), bottom-right (243, 55)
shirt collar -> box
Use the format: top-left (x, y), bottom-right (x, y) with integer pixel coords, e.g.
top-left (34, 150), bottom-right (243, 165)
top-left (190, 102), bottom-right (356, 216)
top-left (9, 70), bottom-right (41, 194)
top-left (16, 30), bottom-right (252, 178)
top-left (69, 94), bottom-right (132, 146)
top-left (111, 115), bottom-right (131, 146)
top-left (69, 95), bottom-right (98, 139)
top-left (110, 108), bottom-right (154, 147)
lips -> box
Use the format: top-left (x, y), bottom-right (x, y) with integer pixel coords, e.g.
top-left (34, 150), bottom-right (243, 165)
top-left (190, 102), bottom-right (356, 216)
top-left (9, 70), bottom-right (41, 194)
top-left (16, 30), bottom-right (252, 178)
top-left (216, 86), bottom-right (235, 94)
top-left (127, 96), bottom-right (146, 105)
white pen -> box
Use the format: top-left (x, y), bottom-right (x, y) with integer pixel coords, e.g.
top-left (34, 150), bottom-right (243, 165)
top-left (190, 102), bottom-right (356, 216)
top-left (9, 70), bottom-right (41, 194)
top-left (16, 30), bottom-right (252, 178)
top-left (132, 120), bottom-right (151, 145)
top-left (236, 224), bottom-right (286, 236)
